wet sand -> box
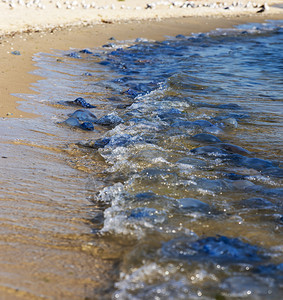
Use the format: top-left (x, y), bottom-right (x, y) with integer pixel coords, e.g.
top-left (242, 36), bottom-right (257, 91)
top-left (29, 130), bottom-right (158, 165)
top-left (0, 2), bottom-right (282, 299)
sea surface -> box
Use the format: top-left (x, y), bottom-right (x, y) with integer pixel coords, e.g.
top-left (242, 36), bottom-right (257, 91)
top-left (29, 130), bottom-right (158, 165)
top-left (1, 20), bottom-right (283, 299)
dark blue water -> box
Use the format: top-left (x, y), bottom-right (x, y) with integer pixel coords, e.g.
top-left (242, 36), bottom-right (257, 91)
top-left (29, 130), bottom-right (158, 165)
top-left (21, 20), bottom-right (283, 299)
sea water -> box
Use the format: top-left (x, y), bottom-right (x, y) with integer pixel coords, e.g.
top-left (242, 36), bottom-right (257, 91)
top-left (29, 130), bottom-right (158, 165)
top-left (13, 20), bottom-right (283, 299)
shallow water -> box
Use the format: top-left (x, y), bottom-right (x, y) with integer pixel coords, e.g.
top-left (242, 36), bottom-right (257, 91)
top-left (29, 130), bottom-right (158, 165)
top-left (2, 21), bottom-right (283, 299)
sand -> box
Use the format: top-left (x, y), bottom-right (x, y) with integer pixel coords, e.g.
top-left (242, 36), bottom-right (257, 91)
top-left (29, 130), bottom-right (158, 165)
top-left (0, 0), bottom-right (282, 117)
top-left (0, 0), bottom-right (282, 36)
top-left (0, 3), bottom-right (282, 299)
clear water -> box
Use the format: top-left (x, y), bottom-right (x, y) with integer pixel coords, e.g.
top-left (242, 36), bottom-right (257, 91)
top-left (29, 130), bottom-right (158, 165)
top-left (8, 21), bottom-right (283, 299)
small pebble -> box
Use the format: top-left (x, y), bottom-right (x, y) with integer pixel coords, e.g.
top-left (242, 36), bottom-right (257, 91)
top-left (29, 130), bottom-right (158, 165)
top-left (11, 50), bottom-right (21, 55)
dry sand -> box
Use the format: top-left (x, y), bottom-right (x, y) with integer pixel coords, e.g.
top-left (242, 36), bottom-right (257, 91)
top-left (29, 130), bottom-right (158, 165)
top-left (0, 0), bottom-right (283, 36)
top-left (0, 0), bottom-right (282, 118)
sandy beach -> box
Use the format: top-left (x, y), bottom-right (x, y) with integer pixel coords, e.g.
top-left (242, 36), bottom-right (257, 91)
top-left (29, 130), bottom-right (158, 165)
top-left (0, 0), bottom-right (282, 118)
top-left (0, 0), bottom-right (282, 36)
top-left (0, 2), bottom-right (282, 299)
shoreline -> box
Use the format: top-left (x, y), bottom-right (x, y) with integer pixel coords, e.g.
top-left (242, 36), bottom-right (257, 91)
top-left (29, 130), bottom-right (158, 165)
top-left (0, 2), bottom-right (282, 118)
top-left (0, 11), bottom-right (282, 298)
